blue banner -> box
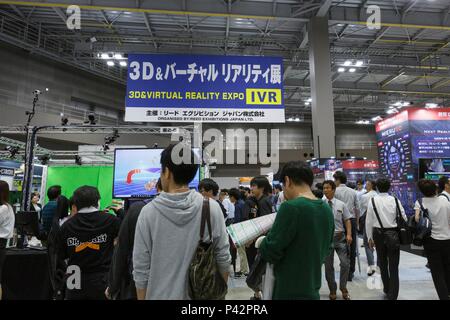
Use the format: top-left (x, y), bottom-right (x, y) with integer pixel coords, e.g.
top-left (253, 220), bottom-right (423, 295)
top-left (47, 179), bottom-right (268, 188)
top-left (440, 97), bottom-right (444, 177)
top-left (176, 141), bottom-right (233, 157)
top-left (125, 54), bottom-right (284, 123)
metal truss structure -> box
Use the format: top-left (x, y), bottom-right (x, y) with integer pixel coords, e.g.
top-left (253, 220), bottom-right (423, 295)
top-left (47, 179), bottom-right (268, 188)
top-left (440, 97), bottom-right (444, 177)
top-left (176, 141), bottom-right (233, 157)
top-left (0, 0), bottom-right (449, 123)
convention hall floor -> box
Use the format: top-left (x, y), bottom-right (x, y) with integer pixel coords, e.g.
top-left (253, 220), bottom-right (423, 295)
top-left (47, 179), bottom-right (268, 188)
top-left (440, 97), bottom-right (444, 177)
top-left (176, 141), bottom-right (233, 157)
top-left (226, 242), bottom-right (438, 300)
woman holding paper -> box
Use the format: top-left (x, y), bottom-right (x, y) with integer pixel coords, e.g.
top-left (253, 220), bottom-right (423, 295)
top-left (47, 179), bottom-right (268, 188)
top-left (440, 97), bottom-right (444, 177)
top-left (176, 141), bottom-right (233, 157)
top-left (257, 161), bottom-right (334, 300)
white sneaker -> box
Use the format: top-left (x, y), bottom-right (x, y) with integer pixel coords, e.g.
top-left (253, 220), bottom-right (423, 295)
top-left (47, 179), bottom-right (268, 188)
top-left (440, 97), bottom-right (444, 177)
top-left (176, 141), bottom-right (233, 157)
top-left (367, 265), bottom-right (376, 276)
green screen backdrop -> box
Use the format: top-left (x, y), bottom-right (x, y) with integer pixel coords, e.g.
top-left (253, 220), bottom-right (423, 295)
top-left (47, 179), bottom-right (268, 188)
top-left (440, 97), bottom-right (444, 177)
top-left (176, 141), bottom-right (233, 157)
top-left (45, 166), bottom-right (114, 209)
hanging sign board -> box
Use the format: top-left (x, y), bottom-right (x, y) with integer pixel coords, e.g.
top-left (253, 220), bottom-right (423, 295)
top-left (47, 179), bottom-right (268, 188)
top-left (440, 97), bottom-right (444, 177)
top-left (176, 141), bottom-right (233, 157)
top-left (125, 54), bottom-right (285, 123)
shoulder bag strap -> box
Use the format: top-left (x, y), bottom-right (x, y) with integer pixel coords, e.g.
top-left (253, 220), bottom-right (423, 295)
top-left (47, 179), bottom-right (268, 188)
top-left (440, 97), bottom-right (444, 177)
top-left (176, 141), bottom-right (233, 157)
top-left (439, 193), bottom-right (449, 201)
top-left (394, 197), bottom-right (404, 224)
top-left (371, 197), bottom-right (385, 231)
top-left (200, 197), bottom-right (212, 242)
top-left (418, 198), bottom-right (430, 219)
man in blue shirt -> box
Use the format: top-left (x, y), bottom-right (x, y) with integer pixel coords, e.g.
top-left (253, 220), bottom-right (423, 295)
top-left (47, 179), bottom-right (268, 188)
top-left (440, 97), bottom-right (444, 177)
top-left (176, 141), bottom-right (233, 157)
top-left (41, 185), bottom-right (62, 235)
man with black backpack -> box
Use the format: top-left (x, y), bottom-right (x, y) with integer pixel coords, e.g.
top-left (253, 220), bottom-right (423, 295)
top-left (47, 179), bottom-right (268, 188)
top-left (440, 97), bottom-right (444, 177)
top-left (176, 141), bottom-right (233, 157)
top-left (365, 177), bottom-right (408, 300)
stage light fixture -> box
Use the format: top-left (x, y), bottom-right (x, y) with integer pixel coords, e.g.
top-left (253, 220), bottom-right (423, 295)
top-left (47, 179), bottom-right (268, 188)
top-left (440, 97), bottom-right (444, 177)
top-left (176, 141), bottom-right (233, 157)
top-left (85, 113), bottom-right (97, 125)
top-left (119, 61), bottom-right (127, 67)
top-left (107, 61), bottom-right (115, 67)
top-left (338, 67), bottom-right (346, 73)
top-left (38, 154), bottom-right (50, 165)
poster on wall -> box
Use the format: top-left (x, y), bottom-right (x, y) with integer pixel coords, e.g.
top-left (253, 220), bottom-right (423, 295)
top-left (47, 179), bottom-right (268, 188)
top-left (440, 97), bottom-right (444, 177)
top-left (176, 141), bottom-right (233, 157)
top-left (0, 167), bottom-right (15, 189)
top-left (408, 109), bottom-right (450, 163)
top-left (375, 111), bottom-right (415, 214)
top-left (125, 54), bottom-right (284, 123)
top-left (342, 160), bottom-right (379, 184)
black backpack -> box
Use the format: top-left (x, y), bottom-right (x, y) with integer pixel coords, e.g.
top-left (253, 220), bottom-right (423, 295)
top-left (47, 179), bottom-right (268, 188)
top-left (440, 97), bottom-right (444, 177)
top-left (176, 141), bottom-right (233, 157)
top-left (412, 199), bottom-right (432, 246)
top-left (438, 193), bottom-right (450, 202)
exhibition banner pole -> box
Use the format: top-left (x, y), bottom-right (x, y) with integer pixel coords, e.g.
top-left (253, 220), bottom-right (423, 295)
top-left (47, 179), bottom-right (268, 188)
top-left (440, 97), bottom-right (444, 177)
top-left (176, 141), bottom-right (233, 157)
top-left (21, 126), bottom-right (37, 211)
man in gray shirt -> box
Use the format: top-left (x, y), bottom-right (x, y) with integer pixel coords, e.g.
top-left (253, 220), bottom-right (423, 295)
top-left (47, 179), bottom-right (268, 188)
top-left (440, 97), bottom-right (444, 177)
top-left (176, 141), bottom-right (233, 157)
top-left (333, 171), bottom-right (359, 281)
top-left (133, 145), bottom-right (231, 300)
top-left (323, 180), bottom-right (353, 300)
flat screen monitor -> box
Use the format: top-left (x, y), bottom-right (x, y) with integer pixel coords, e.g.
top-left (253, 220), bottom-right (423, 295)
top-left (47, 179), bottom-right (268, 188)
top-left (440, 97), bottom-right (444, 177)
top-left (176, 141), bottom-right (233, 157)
top-left (113, 148), bottom-right (200, 198)
top-left (418, 158), bottom-right (450, 181)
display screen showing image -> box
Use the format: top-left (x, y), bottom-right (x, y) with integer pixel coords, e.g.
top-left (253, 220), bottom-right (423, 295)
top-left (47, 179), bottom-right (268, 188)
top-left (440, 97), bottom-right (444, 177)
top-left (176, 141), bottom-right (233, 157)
top-left (113, 148), bottom-right (200, 198)
top-left (419, 158), bottom-right (450, 181)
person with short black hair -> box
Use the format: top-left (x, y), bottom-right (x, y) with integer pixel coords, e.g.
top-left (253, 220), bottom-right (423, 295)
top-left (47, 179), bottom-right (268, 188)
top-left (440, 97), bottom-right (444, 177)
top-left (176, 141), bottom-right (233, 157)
top-left (333, 171), bottom-right (359, 281)
top-left (272, 184), bottom-right (283, 211)
top-left (199, 178), bottom-right (227, 219)
top-left (133, 144), bottom-right (230, 300)
top-left (0, 180), bottom-right (14, 300)
top-left (55, 186), bottom-right (120, 300)
top-left (245, 176), bottom-right (274, 277)
top-left (356, 179), bottom-right (366, 202)
top-left (41, 185), bottom-right (62, 234)
top-left (414, 179), bottom-right (450, 300)
top-left (257, 161), bottom-right (334, 299)
top-left (229, 188), bottom-right (248, 277)
top-left (107, 179), bottom-right (163, 300)
top-left (30, 192), bottom-right (42, 222)
top-left (359, 180), bottom-right (378, 275)
top-left (322, 180), bottom-right (352, 300)
top-left (244, 187), bottom-right (251, 199)
top-left (438, 176), bottom-right (450, 201)
top-left (48, 195), bottom-right (71, 299)
top-left (365, 177), bottom-right (407, 300)
top-left (312, 189), bottom-right (324, 199)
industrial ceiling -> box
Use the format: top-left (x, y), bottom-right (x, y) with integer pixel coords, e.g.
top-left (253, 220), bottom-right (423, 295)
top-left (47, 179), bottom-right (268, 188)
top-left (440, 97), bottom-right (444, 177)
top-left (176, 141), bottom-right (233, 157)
top-left (0, 0), bottom-right (449, 124)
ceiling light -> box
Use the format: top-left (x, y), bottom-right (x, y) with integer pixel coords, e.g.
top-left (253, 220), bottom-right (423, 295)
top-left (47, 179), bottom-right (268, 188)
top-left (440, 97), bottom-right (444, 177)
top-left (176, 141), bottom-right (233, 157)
top-left (101, 53), bottom-right (109, 59)
top-left (114, 53), bottom-right (123, 59)
top-left (338, 67), bottom-right (346, 73)
top-left (355, 60), bottom-right (364, 67)
top-left (349, 68), bottom-right (356, 73)
top-left (288, 117), bottom-right (293, 121)
top-left (107, 61), bottom-right (115, 67)
top-left (294, 118), bottom-right (300, 122)
top-left (372, 116), bottom-right (382, 122)
top-left (393, 101), bottom-right (403, 107)
top-left (343, 60), bottom-right (352, 66)
top-left (386, 108), bottom-right (398, 114)
top-left (337, 24), bottom-right (344, 27)
top-left (119, 61), bottom-right (127, 67)
top-left (425, 103), bottom-right (438, 109)
top-left (305, 102), bottom-right (310, 106)
top-left (307, 98), bottom-right (312, 102)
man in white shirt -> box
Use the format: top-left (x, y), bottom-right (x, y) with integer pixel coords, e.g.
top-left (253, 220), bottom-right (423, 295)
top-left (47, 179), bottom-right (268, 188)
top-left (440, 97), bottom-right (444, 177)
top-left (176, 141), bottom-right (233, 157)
top-left (333, 171), bottom-right (360, 281)
top-left (356, 180), bottom-right (366, 202)
top-left (366, 177), bottom-right (407, 300)
top-left (322, 180), bottom-right (353, 300)
top-left (220, 189), bottom-right (235, 225)
top-left (414, 179), bottom-right (450, 300)
top-left (438, 176), bottom-right (450, 201)
top-left (359, 180), bottom-right (378, 275)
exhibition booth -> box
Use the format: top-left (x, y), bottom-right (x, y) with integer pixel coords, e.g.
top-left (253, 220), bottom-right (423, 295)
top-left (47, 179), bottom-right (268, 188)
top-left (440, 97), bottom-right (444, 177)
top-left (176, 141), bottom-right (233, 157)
top-left (375, 107), bottom-right (450, 214)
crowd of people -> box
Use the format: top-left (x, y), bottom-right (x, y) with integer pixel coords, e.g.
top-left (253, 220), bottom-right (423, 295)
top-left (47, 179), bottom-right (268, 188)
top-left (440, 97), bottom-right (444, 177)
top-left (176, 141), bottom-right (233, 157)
top-left (0, 144), bottom-right (449, 300)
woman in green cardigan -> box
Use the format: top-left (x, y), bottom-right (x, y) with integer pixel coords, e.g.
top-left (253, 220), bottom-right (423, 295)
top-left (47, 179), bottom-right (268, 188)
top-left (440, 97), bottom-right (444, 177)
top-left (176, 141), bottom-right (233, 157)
top-left (258, 161), bottom-right (334, 300)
